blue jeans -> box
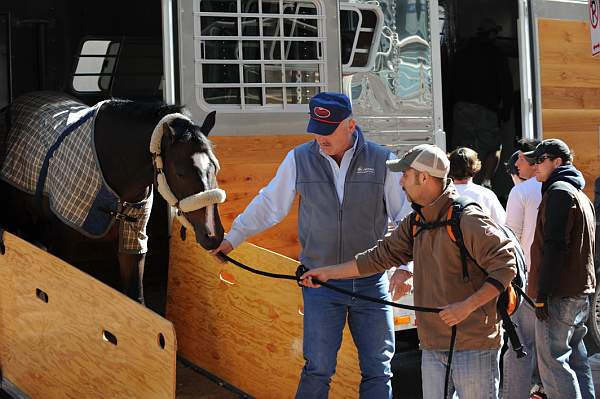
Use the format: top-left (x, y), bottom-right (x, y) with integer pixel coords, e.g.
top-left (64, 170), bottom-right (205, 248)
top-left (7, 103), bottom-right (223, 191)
top-left (422, 348), bottom-right (500, 399)
top-left (535, 295), bottom-right (596, 399)
top-left (295, 273), bottom-right (394, 399)
top-left (502, 304), bottom-right (539, 398)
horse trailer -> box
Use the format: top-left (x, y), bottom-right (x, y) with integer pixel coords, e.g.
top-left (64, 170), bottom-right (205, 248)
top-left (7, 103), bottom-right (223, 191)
top-left (1, 0), bottom-right (600, 398)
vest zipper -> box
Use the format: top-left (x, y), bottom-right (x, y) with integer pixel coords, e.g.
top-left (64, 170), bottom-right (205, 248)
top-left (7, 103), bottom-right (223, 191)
top-left (337, 141), bottom-right (365, 264)
top-left (338, 208), bottom-right (343, 264)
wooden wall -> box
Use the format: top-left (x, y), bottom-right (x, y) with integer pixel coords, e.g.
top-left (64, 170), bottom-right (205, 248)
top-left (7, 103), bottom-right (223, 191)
top-left (212, 134), bottom-right (310, 259)
top-left (0, 232), bottom-right (177, 399)
top-left (166, 229), bottom-right (361, 398)
top-left (539, 19), bottom-right (600, 198)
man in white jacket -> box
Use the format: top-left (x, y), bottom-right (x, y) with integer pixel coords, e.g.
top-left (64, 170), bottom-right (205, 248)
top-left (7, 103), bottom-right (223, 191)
top-left (502, 139), bottom-right (543, 399)
top-left (448, 147), bottom-right (506, 225)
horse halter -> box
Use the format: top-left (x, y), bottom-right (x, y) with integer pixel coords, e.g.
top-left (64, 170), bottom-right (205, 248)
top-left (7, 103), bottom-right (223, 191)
top-left (149, 113), bottom-right (226, 231)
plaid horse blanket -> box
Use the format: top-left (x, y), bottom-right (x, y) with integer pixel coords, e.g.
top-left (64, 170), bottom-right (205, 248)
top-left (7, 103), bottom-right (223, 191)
top-left (0, 92), bottom-right (152, 254)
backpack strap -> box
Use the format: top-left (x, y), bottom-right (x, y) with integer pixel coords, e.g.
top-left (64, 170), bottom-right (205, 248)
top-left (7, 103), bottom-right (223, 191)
top-left (408, 197), bottom-right (479, 282)
top-left (446, 197), bottom-right (479, 282)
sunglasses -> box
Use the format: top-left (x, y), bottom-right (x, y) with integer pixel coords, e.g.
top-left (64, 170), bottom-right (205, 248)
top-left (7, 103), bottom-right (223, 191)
top-left (534, 155), bottom-right (556, 164)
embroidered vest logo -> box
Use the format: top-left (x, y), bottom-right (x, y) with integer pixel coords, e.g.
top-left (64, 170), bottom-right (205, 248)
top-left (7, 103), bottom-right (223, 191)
top-left (356, 167), bottom-right (375, 174)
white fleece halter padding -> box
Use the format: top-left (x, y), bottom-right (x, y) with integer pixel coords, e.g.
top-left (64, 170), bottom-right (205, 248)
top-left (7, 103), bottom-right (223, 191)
top-left (149, 113), bottom-right (190, 156)
top-left (179, 188), bottom-right (226, 212)
top-left (156, 172), bottom-right (225, 210)
top-left (150, 113), bottom-right (226, 227)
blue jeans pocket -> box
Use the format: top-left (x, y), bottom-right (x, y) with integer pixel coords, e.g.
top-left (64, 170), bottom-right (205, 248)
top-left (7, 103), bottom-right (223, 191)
top-left (554, 296), bottom-right (589, 326)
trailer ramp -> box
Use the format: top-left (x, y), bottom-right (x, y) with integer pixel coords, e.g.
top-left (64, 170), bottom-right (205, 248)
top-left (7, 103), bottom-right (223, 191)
top-left (0, 231), bottom-right (176, 399)
top-left (167, 224), bottom-right (362, 398)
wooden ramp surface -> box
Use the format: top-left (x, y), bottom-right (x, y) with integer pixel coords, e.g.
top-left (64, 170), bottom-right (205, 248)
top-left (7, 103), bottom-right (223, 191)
top-left (167, 224), bottom-right (361, 398)
top-left (0, 231), bottom-right (177, 399)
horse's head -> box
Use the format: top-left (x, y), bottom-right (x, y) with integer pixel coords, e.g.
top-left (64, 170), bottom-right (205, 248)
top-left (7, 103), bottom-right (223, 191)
top-left (152, 111), bottom-right (225, 250)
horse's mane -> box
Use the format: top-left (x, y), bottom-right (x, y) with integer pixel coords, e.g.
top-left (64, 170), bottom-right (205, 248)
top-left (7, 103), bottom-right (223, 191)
top-left (102, 99), bottom-right (211, 146)
top-left (104, 99), bottom-right (188, 120)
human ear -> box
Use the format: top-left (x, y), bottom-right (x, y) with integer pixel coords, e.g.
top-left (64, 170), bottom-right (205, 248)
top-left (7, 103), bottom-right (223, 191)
top-left (347, 118), bottom-right (356, 132)
top-left (554, 157), bottom-right (564, 167)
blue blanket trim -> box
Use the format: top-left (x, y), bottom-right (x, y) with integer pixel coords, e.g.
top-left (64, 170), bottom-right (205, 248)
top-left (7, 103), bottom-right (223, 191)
top-left (82, 184), bottom-right (120, 236)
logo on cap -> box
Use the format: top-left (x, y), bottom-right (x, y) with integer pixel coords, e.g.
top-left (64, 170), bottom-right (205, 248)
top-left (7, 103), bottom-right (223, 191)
top-left (314, 107), bottom-right (331, 119)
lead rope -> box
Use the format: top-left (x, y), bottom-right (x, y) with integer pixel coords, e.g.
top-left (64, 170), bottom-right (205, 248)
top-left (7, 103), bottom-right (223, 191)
top-left (217, 252), bottom-right (456, 398)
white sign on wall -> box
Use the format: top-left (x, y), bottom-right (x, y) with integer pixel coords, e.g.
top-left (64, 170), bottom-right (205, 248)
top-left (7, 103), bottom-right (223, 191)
top-left (590, 0), bottom-right (600, 55)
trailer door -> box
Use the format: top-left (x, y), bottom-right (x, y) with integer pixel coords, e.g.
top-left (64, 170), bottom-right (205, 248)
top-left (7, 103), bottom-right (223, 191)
top-left (517, 0), bottom-right (535, 139)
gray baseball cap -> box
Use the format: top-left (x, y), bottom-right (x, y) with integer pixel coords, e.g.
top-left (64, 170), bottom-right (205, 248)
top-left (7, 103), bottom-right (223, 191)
top-left (386, 144), bottom-right (450, 178)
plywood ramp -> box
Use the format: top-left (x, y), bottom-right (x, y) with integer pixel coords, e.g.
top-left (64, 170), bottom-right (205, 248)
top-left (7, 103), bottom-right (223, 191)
top-left (167, 224), bottom-right (361, 398)
top-left (211, 134), bottom-right (311, 260)
top-left (0, 231), bottom-right (177, 399)
top-left (538, 19), bottom-right (600, 199)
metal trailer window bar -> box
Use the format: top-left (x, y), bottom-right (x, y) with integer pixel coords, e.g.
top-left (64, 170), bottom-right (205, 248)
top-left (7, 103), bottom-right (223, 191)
top-left (340, 3), bottom-right (384, 73)
top-left (71, 38), bottom-right (163, 98)
top-left (72, 40), bottom-right (121, 93)
top-left (194, 0), bottom-right (327, 110)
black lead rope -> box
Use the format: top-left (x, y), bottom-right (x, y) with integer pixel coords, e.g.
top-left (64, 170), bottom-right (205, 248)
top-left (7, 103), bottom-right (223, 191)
top-left (217, 252), bottom-right (456, 398)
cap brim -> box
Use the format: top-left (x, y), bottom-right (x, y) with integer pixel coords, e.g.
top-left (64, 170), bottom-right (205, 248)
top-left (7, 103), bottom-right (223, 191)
top-left (386, 158), bottom-right (411, 172)
top-left (522, 150), bottom-right (537, 163)
top-left (307, 118), bottom-right (339, 136)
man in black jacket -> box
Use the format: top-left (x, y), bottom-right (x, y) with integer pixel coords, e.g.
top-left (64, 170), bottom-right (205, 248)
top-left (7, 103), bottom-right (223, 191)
top-left (525, 139), bottom-right (596, 399)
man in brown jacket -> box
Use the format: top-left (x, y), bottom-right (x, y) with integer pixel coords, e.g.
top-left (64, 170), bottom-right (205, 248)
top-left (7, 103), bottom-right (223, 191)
top-left (525, 139), bottom-right (596, 399)
top-left (300, 144), bottom-right (516, 399)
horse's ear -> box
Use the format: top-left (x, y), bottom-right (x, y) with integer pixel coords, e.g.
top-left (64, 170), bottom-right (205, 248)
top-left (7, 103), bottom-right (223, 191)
top-left (166, 125), bottom-right (178, 143)
top-left (167, 118), bottom-right (189, 143)
top-left (200, 111), bottom-right (216, 136)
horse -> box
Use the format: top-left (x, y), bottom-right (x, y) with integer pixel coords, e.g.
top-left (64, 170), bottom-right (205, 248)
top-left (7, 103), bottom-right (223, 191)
top-left (0, 91), bottom-right (225, 303)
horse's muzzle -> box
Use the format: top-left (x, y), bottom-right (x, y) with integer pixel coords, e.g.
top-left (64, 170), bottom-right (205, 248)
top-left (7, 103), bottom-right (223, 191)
top-left (193, 206), bottom-right (224, 250)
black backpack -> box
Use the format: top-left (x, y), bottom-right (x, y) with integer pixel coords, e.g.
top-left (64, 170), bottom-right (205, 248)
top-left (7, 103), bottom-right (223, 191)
top-left (410, 196), bottom-right (533, 358)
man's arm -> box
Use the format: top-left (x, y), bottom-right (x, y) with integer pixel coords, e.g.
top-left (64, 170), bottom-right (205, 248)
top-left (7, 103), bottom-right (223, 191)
top-left (488, 193), bottom-right (506, 225)
top-left (439, 282), bottom-right (500, 326)
top-left (505, 187), bottom-right (525, 242)
top-left (384, 153), bottom-right (411, 225)
top-left (383, 152), bottom-right (414, 277)
top-left (212, 150), bottom-right (297, 258)
top-left (442, 209), bottom-right (516, 326)
top-left (537, 189), bottom-right (574, 299)
top-left (300, 259), bottom-right (360, 288)
top-left (224, 150), bottom-right (297, 248)
top-left (460, 209), bottom-right (517, 291)
top-left (300, 217), bottom-right (414, 287)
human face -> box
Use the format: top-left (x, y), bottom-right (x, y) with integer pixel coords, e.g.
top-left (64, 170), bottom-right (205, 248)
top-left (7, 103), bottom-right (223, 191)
top-left (515, 152), bottom-right (536, 179)
top-left (533, 153), bottom-right (562, 182)
top-left (400, 168), bottom-right (424, 204)
top-left (313, 118), bottom-right (356, 159)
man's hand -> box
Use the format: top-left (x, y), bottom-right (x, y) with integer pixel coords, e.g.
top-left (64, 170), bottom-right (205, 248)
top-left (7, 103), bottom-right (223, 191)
top-left (299, 267), bottom-right (332, 288)
top-left (209, 239), bottom-right (233, 263)
top-left (389, 269), bottom-right (413, 300)
top-left (439, 300), bottom-right (476, 327)
top-left (535, 297), bottom-right (550, 321)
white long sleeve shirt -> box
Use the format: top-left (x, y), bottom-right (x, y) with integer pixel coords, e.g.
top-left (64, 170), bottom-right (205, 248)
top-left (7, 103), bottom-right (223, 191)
top-left (505, 177), bottom-right (542, 270)
top-left (226, 139), bottom-right (412, 253)
top-left (454, 181), bottom-right (506, 225)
